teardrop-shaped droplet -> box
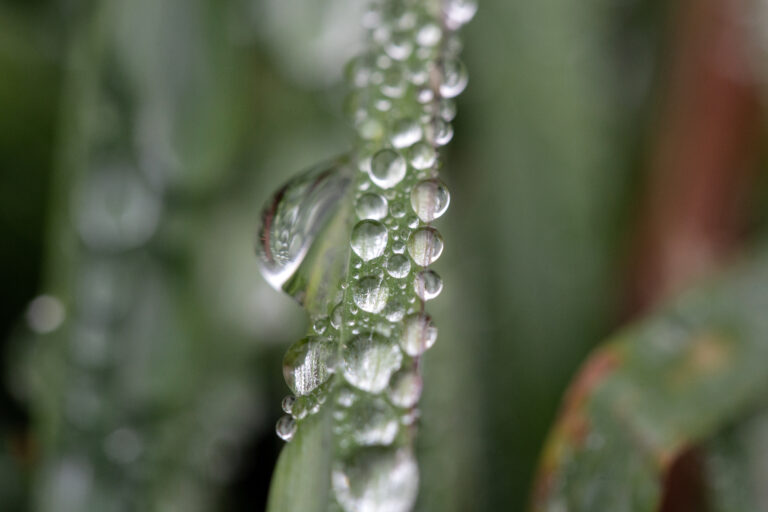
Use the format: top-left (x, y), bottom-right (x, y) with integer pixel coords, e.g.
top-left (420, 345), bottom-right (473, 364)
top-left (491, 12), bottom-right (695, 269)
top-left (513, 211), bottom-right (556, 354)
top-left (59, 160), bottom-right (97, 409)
top-left (411, 179), bottom-right (450, 222)
top-left (351, 220), bottom-right (388, 261)
top-left (257, 158), bottom-right (353, 303)
top-left (414, 270), bottom-right (443, 301)
top-left (356, 193), bottom-right (389, 220)
top-left (343, 332), bottom-right (403, 393)
top-left (386, 254), bottom-right (411, 278)
top-left (332, 448), bottom-right (418, 512)
top-left (283, 336), bottom-right (336, 396)
top-left (276, 415), bottom-right (297, 442)
top-left (370, 149), bottom-right (406, 189)
top-left (387, 368), bottom-right (422, 408)
top-left (399, 314), bottom-right (438, 356)
top-left (407, 227), bottom-right (444, 267)
top-left (282, 395), bottom-right (296, 414)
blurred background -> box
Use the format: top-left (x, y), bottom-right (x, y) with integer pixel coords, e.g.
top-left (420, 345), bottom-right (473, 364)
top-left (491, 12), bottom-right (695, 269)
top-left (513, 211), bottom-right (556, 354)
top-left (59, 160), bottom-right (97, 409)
top-left (1, 0), bottom-right (767, 510)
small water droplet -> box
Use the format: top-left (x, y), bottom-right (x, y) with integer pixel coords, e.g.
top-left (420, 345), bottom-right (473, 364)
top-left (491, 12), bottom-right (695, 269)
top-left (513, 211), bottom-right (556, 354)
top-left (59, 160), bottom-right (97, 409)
top-left (282, 395), bottom-right (296, 414)
top-left (411, 179), bottom-right (450, 222)
top-left (332, 448), bottom-right (418, 512)
top-left (356, 193), bottom-right (389, 220)
top-left (387, 369), bottom-right (422, 408)
top-left (283, 337), bottom-right (336, 396)
top-left (407, 141), bottom-right (437, 170)
top-left (392, 241), bottom-right (406, 254)
top-left (407, 227), bottom-right (444, 266)
top-left (386, 254), bottom-right (411, 278)
top-left (381, 66), bottom-right (407, 98)
top-left (390, 118), bottom-right (422, 149)
top-left (439, 58), bottom-right (469, 98)
top-left (384, 300), bottom-right (406, 322)
top-left (414, 270), bottom-right (443, 301)
top-left (443, 0), bottom-right (478, 29)
top-left (353, 276), bottom-right (389, 313)
top-left (440, 99), bottom-right (457, 121)
top-left (427, 118), bottom-right (454, 146)
top-left (276, 415), bottom-right (297, 442)
top-left (390, 200), bottom-right (406, 218)
top-left (370, 149), bottom-right (406, 189)
top-left (343, 332), bottom-right (403, 393)
top-left (399, 314), bottom-right (438, 356)
top-left (351, 220), bottom-right (389, 261)
top-left (385, 31), bottom-right (414, 61)
top-left (343, 397), bottom-right (400, 446)
top-left (417, 23), bottom-right (442, 47)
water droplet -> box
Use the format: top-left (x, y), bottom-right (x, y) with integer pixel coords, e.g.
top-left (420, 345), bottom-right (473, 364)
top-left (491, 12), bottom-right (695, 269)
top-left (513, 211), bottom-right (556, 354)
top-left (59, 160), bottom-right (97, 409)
top-left (283, 337), bottom-right (336, 396)
top-left (385, 31), bottom-right (414, 61)
top-left (351, 220), bottom-right (388, 261)
top-left (407, 227), bottom-right (444, 266)
top-left (331, 303), bottom-right (343, 329)
top-left (353, 277), bottom-right (389, 313)
top-left (276, 415), bottom-right (297, 442)
top-left (257, 158), bottom-right (353, 299)
top-left (343, 397), bottom-right (400, 446)
top-left (380, 66), bottom-right (407, 98)
top-left (399, 314), bottom-right (438, 356)
top-left (390, 118), bottom-right (422, 149)
top-left (444, 0), bottom-right (478, 29)
top-left (407, 141), bottom-right (437, 170)
top-left (439, 99), bottom-right (457, 121)
top-left (332, 448), bottom-right (418, 512)
top-left (417, 23), bottom-right (442, 47)
top-left (343, 332), bottom-right (403, 393)
top-left (74, 166), bottom-right (161, 252)
top-left (439, 58), bottom-right (469, 98)
top-left (356, 193), bottom-right (389, 220)
top-left (384, 300), bottom-right (406, 322)
top-left (26, 295), bottom-right (65, 334)
top-left (414, 270), bottom-right (443, 301)
top-left (314, 317), bottom-right (329, 334)
top-left (411, 179), bottom-right (450, 222)
top-left (387, 369), bottom-right (422, 408)
top-left (417, 87), bottom-right (435, 103)
top-left (390, 200), bottom-right (406, 218)
top-left (386, 254), bottom-right (411, 278)
top-left (370, 149), bottom-right (406, 189)
top-left (282, 395), bottom-right (296, 414)
top-left (392, 241), bottom-right (406, 254)
top-left (427, 118), bottom-right (454, 146)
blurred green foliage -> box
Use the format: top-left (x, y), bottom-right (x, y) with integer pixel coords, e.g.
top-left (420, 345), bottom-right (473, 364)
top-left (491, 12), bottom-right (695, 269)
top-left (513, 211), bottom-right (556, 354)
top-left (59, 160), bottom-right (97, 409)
top-left (0, 0), bottom-right (766, 511)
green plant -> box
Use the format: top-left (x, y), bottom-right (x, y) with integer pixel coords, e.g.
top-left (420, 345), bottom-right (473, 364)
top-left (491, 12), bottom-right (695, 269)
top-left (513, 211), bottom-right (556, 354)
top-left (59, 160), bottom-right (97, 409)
top-left (258, 1), bottom-right (475, 510)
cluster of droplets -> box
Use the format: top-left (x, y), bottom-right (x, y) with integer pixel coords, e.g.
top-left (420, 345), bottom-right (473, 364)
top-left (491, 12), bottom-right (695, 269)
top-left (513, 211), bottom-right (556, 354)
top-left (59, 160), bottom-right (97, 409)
top-left (256, 0), bottom-right (474, 510)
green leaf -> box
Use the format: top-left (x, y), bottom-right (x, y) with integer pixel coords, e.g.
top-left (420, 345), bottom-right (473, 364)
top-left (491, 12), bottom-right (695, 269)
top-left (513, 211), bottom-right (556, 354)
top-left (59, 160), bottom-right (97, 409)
top-left (532, 246), bottom-right (768, 511)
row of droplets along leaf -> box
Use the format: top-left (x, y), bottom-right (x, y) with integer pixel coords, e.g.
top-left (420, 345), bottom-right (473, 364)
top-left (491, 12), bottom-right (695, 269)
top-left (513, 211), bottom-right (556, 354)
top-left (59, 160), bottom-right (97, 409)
top-left (256, 0), bottom-right (475, 510)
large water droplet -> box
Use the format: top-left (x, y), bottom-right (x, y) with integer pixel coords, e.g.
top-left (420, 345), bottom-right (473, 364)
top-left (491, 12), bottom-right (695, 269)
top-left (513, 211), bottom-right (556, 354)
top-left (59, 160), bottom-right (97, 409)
top-left (356, 193), bottom-right (389, 220)
top-left (257, 158), bottom-right (353, 301)
top-left (353, 276), bottom-right (390, 313)
top-left (351, 220), bottom-right (388, 261)
top-left (399, 314), bottom-right (438, 356)
top-left (283, 336), bottom-right (336, 396)
top-left (414, 270), bottom-right (443, 301)
top-left (387, 368), bottom-right (422, 408)
top-left (407, 227), bottom-right (444, 266)
top-left (386, 254), bottom-right (411, 278)
top-left (332, 448), bottom-right (419, 512)
top-left (276, 415), bottom-right (297, 442)
top-left (370, 149), bottom-right (406, 189)
top-left (343, 332), bottom-right (403, 393)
